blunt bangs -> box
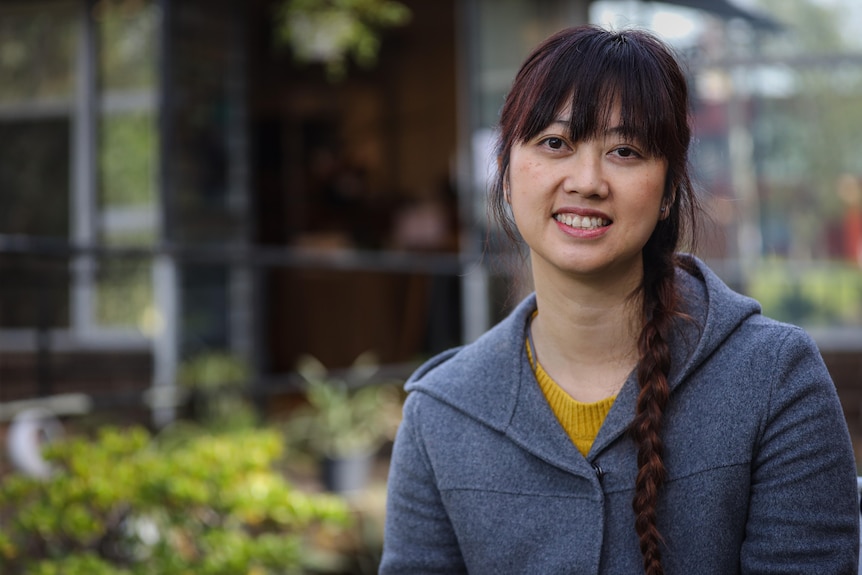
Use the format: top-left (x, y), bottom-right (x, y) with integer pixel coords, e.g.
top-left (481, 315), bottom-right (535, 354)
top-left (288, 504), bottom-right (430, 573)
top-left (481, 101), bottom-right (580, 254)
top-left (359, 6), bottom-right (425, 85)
top-left (506, 27), bottom-right (687, 162)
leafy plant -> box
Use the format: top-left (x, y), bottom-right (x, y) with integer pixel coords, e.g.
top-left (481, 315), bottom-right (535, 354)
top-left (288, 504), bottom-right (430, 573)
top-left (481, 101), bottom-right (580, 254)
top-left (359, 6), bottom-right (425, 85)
top-left (287, 353), bottom-right (402, 459)
top-left (178, 351), bottom-right (257, 430)
top-left (0, 426), bottom-right (351, 575)
top-left (275, 0), bottom-right (411, 80)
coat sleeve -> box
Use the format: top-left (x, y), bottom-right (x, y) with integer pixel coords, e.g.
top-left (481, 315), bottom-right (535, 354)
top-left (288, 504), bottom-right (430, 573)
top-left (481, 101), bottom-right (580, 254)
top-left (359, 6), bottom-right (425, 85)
top-left (741, 326), bottom-right (860, 574)
top-left (379, 393), bottom-right (468, 574)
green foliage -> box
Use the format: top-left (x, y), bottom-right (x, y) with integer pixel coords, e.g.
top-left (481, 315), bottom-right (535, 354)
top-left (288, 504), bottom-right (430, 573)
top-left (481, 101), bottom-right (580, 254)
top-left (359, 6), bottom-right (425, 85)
top-left (97, 0), bottom-right (157, 92)
top-left (178, 352), bottom-right (251, 391)
top-left (275, 0), bottom-right (411, 81)
top-left (287, 353), bottom-right (402, 458)
top-left (100, 112), bottom-right (157, 208)
top-left (0, 5), bottom-right (77, 102)
top-left (95, 259), bottom-right (153, 329)
top-left (178, 351), bottom-right (258, 430)
top-left (0, 426), bottom-right (351, 575)
top-left (25, 553), bottom-right (130, 575)
top-left (747, 258), bottom-right (862, 326)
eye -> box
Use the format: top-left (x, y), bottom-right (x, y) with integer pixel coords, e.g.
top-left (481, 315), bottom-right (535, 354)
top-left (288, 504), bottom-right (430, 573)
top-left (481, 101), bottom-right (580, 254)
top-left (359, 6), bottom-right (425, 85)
top-left (547, 137), bottom-right (564, 149)
top-left (611, 146), bottom-right (641, 159)
top-left (539, 136), bottom-right (569, 151)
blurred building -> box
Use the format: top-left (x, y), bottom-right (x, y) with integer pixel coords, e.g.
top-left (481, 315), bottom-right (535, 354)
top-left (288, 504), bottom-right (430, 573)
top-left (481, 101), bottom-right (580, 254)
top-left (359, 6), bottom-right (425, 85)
top-left (3, 0), bottom-right (862, 435)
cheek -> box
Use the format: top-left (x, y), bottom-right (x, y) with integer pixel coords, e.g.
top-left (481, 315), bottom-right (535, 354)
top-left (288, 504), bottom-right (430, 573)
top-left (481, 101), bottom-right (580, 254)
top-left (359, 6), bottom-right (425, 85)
top-left (510, 159), bottom-right (539, 186)
top-left (510, 162), bottom-right (553, 211)
top-left (634, 169), bottom-right (668, 207)
top-left (508, 180), bottom-right (539, 231)
top-left (509, 146), bottom-right (545, 183)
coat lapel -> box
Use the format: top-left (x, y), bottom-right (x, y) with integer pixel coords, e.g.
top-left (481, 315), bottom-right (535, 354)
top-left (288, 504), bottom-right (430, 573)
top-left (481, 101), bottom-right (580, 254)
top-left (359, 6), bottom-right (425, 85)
top-left (505, 349), bottom-right (599, 479)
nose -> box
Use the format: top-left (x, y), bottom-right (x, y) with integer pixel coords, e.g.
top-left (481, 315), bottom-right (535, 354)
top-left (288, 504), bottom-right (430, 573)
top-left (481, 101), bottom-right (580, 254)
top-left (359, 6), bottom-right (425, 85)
top-left (563, 147), bottom-right (608, 198)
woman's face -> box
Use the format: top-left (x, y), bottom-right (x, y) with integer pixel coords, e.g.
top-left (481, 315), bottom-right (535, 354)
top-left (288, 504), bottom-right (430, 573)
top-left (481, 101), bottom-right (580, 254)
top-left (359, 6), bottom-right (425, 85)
top-left (508, 104), bottom-right (669, 286)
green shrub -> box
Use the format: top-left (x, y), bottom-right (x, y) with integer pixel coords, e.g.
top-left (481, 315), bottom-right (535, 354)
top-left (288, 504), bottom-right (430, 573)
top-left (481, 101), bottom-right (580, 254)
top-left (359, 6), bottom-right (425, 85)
top-left (0, 425), bottom-right (351, 575)
top-left (746, 258), bottom-right (862, 326)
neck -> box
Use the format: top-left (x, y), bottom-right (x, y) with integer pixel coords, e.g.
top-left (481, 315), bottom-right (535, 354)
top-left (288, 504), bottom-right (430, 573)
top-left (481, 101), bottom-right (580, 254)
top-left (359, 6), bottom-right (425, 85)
top-left (529, 264), bottom-right (644, 402)
top-left (533, 284), bottom-right (642, 361)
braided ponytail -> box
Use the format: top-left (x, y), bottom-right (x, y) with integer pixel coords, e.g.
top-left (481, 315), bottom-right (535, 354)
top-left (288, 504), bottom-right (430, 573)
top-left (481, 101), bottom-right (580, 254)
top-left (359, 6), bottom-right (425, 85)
top-left (630, 251), bottom-right (679, 575)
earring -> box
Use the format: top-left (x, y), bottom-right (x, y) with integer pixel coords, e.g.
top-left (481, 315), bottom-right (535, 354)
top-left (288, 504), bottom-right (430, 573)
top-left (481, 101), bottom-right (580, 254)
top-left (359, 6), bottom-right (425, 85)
top-left (660, 191), bottom-right (675, 214)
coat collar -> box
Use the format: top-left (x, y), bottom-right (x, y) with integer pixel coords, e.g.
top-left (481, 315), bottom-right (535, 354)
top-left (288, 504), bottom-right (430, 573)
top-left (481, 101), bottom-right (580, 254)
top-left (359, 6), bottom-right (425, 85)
top-left (407, 293), bottom-right (591, 474)
top-left (406, 255), bottom-right (761, 472)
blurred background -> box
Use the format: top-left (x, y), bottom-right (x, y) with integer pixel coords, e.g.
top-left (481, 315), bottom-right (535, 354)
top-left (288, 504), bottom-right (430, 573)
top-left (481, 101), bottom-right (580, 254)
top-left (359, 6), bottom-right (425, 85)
top-left (1, 0), bottom-right (862, 572)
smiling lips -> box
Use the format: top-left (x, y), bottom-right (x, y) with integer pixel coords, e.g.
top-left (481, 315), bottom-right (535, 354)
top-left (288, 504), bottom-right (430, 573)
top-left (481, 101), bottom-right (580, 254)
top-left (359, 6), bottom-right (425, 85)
top-left (553, 213), bottom-right (611, 230)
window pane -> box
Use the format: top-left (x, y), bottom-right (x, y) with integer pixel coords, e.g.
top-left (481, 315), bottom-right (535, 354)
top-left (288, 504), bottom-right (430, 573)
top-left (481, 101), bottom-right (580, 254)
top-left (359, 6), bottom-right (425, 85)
top-left (94, 0), bottom-right (157, 332)
top-left (0, 256), bottom-right (70, 328)
top-left (0, 4), bottom-right (77, 104)
top-left (0, 119), bottom-right (71, 328)
top-left (0, 3), bottom-right (75, 330)
top-left (96, 258), bottom-right (153, 328)
top-left (98, 1), bottom-right (156, 91)
top-left (100, 111), bottom-right (157, 209)
top-left (0, 119), bottom-right (70, 236)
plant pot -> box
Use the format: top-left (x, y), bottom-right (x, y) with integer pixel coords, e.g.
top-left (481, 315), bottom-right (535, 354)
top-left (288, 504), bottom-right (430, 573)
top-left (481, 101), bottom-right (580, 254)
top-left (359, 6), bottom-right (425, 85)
top-left (321, 452), bottom-right (373, 495)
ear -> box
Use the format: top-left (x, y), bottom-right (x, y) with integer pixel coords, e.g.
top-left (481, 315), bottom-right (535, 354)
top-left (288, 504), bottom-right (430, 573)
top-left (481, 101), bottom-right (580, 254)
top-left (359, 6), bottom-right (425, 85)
top-left (659, 190), bottom-right (676, 220)
top-left (502, 166), bottom-right (511, 204)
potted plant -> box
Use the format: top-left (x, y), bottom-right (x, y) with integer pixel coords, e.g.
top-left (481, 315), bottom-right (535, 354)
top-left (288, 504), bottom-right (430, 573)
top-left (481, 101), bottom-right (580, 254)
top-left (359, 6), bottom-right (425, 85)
top-left (275, 0), bottom-right (411, 81)
top-left (177, 351), bottom-right (257, 430)
top-left (287, 352), bottom-right (402, 495)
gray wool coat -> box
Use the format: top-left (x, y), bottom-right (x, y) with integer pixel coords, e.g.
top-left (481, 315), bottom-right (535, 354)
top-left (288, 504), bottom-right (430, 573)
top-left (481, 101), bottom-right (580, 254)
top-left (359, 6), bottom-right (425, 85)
top-left (380, 256), bottom-right (860, 574)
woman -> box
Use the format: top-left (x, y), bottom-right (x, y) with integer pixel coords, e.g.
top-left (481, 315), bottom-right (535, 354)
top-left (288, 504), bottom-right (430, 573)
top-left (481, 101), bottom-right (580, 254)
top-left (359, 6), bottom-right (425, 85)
top-left (380, 26), bottom-right (859, 574)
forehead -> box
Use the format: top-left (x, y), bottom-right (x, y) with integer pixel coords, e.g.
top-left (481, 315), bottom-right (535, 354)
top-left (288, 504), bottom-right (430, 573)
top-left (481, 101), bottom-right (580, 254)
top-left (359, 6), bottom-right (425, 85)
top-left (547, 99), bottom-right (627, 137)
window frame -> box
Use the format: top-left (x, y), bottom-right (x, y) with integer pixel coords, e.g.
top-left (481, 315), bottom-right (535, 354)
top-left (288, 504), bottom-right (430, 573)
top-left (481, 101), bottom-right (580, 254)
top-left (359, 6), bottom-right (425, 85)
top-left (0, 0), bottom-right (156, 351)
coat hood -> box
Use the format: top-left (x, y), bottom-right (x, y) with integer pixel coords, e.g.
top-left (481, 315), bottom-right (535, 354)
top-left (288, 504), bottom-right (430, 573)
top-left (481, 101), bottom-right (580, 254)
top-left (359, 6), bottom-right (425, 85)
top-left (404, 255), bottom-right (762, 468)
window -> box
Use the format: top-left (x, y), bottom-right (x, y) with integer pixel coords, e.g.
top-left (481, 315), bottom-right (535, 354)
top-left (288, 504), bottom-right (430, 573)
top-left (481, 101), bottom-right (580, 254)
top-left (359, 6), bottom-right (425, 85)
top-left (0, 3), bottom-right (77, 330)
top-left (0, 0), bottom-right (158, 347)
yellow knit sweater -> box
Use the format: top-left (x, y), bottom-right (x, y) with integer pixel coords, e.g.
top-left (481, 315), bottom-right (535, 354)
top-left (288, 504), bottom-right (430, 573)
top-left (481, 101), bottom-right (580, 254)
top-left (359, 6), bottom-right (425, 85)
top-left (526, 337), bottom-right (615, 457)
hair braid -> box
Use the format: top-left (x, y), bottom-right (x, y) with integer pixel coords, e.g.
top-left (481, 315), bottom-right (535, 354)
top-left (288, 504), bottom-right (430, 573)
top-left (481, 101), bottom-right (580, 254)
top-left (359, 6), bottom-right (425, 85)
top-left (630, 252), bottom-right (682, 575)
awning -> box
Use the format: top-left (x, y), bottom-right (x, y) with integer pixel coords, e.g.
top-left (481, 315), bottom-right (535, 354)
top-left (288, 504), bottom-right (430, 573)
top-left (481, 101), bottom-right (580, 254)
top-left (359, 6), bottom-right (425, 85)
top-left (640, 0), bottom-right (783, 30)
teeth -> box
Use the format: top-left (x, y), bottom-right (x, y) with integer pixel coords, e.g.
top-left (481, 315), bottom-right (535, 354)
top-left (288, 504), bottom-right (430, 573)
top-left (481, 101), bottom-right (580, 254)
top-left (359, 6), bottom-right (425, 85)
top-left (555, 214), bottom-right (609, 229)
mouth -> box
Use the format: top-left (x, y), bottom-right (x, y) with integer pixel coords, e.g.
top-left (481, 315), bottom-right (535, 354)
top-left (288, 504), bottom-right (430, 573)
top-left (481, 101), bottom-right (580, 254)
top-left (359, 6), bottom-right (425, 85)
top-left (553, 213), bottom-right (611, 230)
